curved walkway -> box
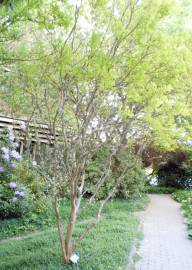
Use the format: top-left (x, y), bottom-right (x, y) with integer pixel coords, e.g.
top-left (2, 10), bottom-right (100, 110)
top-left (136, 194), bottom-right (192, 270)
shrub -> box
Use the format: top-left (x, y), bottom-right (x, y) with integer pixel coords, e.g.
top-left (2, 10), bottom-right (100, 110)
top-left (8, 161), bottom-right (49, 216)
top-left (156, 160), bottom-right (192, 189)
top-left (0, 181), bottom-right (31, 219)
top-left (84, 147), bottom-right (114, 199)
top-left (0, 128), bottom-right (47, 219)
top-left (85, 147), bottom-right (146, 199)
top-left (145, 185), bottom-right (178, 194)
top-left (116, 150), bottom-right (146, 199)
top-left (172, 189), bottom-right (192, 202)
top-left (0, 128), bottom-right (31, 219)
top-left (172, 189), bottom-right (192, 239)
top-left (9, 160), bottom-right (46, 195)
top-left (0, 128), bottom-right (22, 181)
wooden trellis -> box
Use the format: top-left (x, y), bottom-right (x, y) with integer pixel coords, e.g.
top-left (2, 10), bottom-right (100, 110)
top-left (0, 114), bottom-right (58, 158)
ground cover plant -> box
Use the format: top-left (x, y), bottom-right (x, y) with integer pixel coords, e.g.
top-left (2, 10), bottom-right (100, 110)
top-left (172, 190), bottom-right (192, 239)
top-left (0, 196), bottom-right (148, 270)
top-left (145, 186), bottom-right (178, 194)
top-left (0, 194), bottom-right (148, 239)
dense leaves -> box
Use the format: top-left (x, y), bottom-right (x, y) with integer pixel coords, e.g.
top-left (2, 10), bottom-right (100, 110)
top-left (0, 128), bottom-right (27, 219)
top-left (0, 129), bottom-right (48, 219)
top-left (156, 154), bottom-right (192, 188)
top-left (0, 0), bottom-right (191, 150)
top-left (172, 190), bottom-right (192, 239)
top-left (85, 147), bottom-right (146, 199)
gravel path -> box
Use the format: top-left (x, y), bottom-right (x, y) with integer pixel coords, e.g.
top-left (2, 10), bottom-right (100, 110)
top-left (136, 194), bottom-right (192, 270)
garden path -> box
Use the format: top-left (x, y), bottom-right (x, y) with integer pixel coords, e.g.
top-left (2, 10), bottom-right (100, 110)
top-left (136, 194), bottom-right (192, 270)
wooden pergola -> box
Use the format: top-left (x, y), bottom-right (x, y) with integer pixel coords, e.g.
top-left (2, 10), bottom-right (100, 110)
top-left (0, 114), bottom-right (57, 159)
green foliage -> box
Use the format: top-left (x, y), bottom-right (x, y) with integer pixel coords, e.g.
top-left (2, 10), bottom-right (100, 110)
top-left (156, 160), bottom-right (192, 188)
top-left (0, 205), bottom-right (52, 239)
top-left (0, 129), bottom-right (48, 219)
top-left (10, 160), bottom-right (45, 196)
top-left (9, 159), bottom-right (48, 214)
top-left (172, 189), bottom-right (192, 239)
top-left (172, 189), bottom-right (192, 202)
top-left (117, 151), bottom-right (146, 199)
top-left (85, 147), bottom-right (146, 199)
top-left (0, 129), bottom-right (32, 219)
top-left (1, 0), bottom-right (192, 263)
top-left (145, 185), bottom-right (178, 194)
top-left (0, 182), bottom-right (31, 219)
top-left (0, 128), bottom-right (20, 177)
top-left (8, 161), bottom-right (49, 217)
top-left (0, 194), bottom-right (149, 239)
top-left (0, 0), bottom-right (190, 153)
top-left (0, 196), bottom-right (148, 270)
top-left (85, 147), bottom-right (114, 199)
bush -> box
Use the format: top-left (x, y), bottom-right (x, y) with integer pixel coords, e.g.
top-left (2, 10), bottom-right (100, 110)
top-left (145, 184), bottom-right (178, 194)
top-left (0, 181), bottom-right (31, 219)
top-left (84, 147), bottom-right (114, 199)
top-left (156, 160), bottom-right (192, 189)
top-left (8, 160), bottom-right (49, 215)
top-left (172, 189), bottom-right (192, 202)
top-left (0, 128), bottom-right (31, 219)
top-left (10, 160), bottom-right (46, 196)
top-left (85, 147), bottom-right (146, 199)
top-left (145, 185), bottom-right (178, 194)
top-left (172, 189), bottom-right (192, 239)
top-left (0, 128), bottom-right (22, 180)
top-left (117, 150), bottom-right (146, 199)
top-left (0, 128), bottom-right (48, 219)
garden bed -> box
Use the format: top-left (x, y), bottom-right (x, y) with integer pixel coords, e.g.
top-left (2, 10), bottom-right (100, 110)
top-left (172, 190), bottom-right (192, 240)
top-left (0, 195), bottom-right (148, 270)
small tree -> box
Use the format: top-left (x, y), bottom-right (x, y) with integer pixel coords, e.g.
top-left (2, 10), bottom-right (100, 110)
top-left (2, 0), bottom-right (190, 263)
top-left (34, 91), bottom-right (144, 262)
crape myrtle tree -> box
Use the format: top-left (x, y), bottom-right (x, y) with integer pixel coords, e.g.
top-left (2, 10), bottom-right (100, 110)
top-left (3, 0), bottom-right (190, 263)
top-left (0, 0), bottom-right (43, 65)
top-left (0, 0), bottom-right (45, 113)
top-left (0, 0), bottom-right (58, 58)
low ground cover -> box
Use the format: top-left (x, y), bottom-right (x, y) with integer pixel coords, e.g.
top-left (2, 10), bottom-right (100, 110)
top-left (0, 195), bottom-right (148, 270)
top-left (0, 192), bottom-right (148, 240)
top-left (172, 190), bottom-right (192, 239)
top-left (145, 186), bottom-right (178, 194)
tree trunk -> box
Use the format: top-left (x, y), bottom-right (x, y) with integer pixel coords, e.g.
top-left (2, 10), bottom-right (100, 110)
top-left (52, 196), bottom-right (67, 262)
top-left (64, 196), bottom-right (77, 262)
top-left (112, 155), bottom-right (121, 175)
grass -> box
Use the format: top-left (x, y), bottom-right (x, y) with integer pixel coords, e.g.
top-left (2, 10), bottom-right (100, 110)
top-left (0, 195), bottom-right (149, 240)
top-left (0, 195), bottom-right (148, 270)
top-left (172, 189), bottom-right (192, 240)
